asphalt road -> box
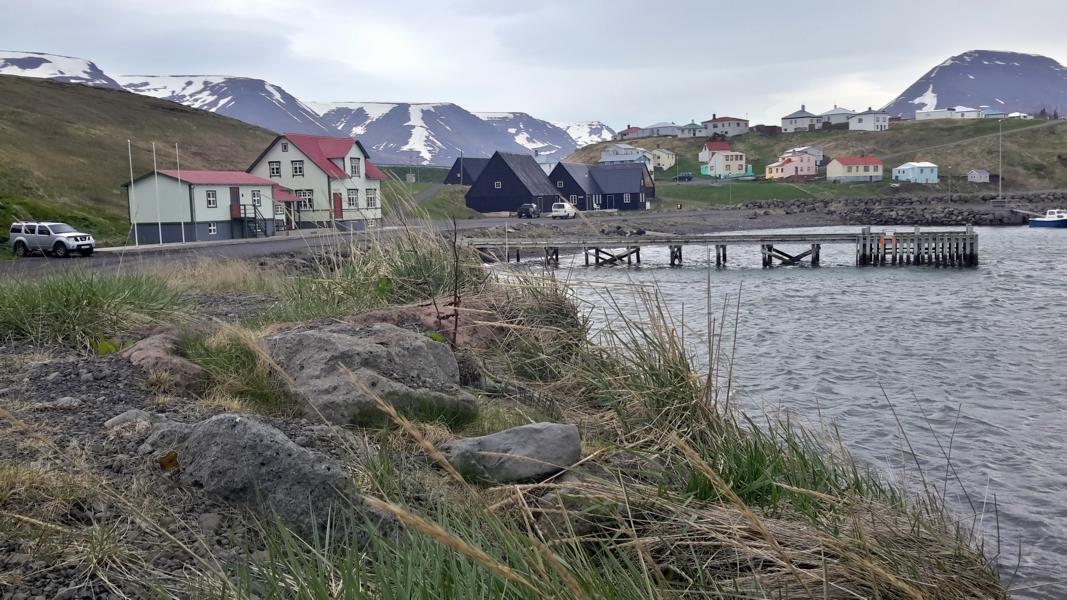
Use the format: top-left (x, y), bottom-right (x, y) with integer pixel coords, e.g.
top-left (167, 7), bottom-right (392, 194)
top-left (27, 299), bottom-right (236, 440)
top-left (0, 210), bottom-right (726, 275)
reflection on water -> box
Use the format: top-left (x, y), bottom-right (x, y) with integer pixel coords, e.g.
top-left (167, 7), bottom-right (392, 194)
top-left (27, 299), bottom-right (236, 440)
top-left (541, 226), bottom-right (1066, 598)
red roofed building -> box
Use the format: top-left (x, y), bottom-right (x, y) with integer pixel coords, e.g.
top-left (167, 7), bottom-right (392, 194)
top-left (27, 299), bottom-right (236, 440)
top-left (827, 155), bottom-right (884, 183)
top-left (248, 133), bottom-right (383, 231)
top-left (698, 140), bottom-right (731, 162)
top-left (124, 169), bottom-right (290, 244)
top-left (699, 114), bottom-right (750, 137)
top-left (765, 150), bottom-right (817, 180)
top-left (615, 126), bottom-right (641, 140)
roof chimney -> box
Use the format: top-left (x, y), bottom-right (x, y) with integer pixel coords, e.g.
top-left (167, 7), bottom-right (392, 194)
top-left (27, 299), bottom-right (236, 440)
top-left (713, 113), bottom-right (717, 120)
top-left (801, 104), bottom-right (806, 111)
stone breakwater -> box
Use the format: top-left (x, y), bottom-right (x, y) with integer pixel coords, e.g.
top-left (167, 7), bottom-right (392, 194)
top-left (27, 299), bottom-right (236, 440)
top-left (738, 190), bottom-right (1067, 226)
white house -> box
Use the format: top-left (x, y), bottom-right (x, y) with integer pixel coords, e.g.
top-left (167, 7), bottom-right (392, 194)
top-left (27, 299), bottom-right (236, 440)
top-left (915, 106), bottom-right (983, 120)
top-left (701, 115), bottom-right (750, 137)
top-left (642, 122), bottom-right (681, 137)
top-left (981, 106), bottom-right (1008, 119)
top-left (848, 107), bottom-right (890, 131)
top-left (820, 106), bottom-right (854, 125)
top-left (650, 148), bottom-right (676, 171)
top-left (677, 122), bottom-right (706, 138)
top-left (1008, 112), bottom-right (1034, 120)
top-left (698, 141), bottom-right (732, 163)
top-left (782, 146), bottom-right (824, 165)
top-left (892, 161), bottom-right (939, 184)
top-left (599, 144), bottom-right (653, 172)
top-left (967, 169), bottom-right (990, 183)
top-left (781, 105), bottom-right (822, 132)
top-left (125, 170), bottom-right (284, 244)
top-left (247, 133), bottom-right (384, 231)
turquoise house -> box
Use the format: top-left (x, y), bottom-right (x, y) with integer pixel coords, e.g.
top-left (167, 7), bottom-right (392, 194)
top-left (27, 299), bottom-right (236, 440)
top-left (892, 161), bottom-right (939, 184)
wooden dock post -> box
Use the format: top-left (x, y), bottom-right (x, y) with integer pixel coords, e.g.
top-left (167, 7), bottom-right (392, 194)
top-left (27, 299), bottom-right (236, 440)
top-left (811, 243), bottom-right (821, 267)
top-left (669, 245), bottom-right (682, 266)
top-left (584, 247), bottom-right (589, 266)
top-left (636, 247), bottom-right (641, 264)
top-left (715, 244), bottom-right (722, 267)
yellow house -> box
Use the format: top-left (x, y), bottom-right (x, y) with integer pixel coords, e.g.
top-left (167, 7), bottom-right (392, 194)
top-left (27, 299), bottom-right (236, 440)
top-left (826, 156), bottom-right (884, 183)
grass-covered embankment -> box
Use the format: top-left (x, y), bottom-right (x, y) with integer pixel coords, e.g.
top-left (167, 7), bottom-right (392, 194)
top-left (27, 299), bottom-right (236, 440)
top-left (0, 198), bottom-right (1006, 598)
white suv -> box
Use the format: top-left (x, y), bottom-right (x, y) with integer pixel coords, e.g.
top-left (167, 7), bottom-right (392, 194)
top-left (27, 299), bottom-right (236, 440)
top-left (9, 222), bottom-right (96, 258)
top-left (550, 202), bottom-right (578, 219)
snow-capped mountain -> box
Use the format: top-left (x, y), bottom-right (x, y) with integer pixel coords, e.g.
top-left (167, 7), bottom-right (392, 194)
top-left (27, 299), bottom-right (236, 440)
top-left (883, 50), bottom-right (1067, 118)
top-left (312, 102), bottom-right (533, 166)
top-left (0, 51), bottom-right (123, 89)
top-left (555, 121), bottom-right (616, 147)
top-left (474, 112), bottom-right (577, 159)
top-left (116, 74), bottom-right (336, 135)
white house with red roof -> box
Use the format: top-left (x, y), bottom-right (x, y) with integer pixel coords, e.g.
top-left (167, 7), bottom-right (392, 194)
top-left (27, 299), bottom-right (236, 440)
top-left (697, 140), bottom-right (732, 163)
top-left (826, 156), bottom-right (884, 183)
top-left (247, 133), bottom-right (384, 231)
top-left (700, 115), bottom-right (749, 137)
top-left (124, 170), bottom-right (285, 244)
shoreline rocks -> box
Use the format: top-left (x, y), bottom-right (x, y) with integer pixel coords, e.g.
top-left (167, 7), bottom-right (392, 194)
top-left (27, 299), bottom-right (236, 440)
top-left (440, 422), bottom-right (581, 483)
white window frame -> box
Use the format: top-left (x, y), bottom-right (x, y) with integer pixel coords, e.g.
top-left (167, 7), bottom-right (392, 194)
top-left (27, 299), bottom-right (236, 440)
top-left (291, 160), bottom-right (304, 177)
top-left (268, 161), bottom-right (281, 177)
top-left (251, 190), bottom-right (262, 207)
top-left (347, 188), bottom-right (358, 208)
top-left (569, 194), bottom-right (577, 202)
top-left (350, 157), bottom-right (361, 178)
top-left (281, 142), bottom-right (289, 152)
top-left (206, 190), bottom-right (218, 208)
top-left (274, 202), bottom-right (285, 216)
top-left (365, 189), bottom-right (378, 208)
top-left (207, 222), bottom-right (217, 235)
top-left (494, 181), bottom-right (502, 189)
top-left (624, 193), bottom-right (631, 203)
top-left (556, 180), bottom-right (564, 188)
top-left (296, 190), bottom-right (313, 210)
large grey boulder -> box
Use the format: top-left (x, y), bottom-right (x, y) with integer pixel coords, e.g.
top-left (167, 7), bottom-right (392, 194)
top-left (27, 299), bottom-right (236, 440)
top-left (440, 422), bottom-right (581, 483)
top-left (121, 329), bottom-right (205, 391)
top-left (142, 413), bottom-right (382, 535)
top-left (266, 323), bottom-right (478, 426)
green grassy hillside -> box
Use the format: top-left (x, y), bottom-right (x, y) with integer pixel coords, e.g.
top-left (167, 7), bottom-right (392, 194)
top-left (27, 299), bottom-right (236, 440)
top-left (567, 119), bottom-right (1067, 197)
top-left (0, 75), bottom-right (277, 243)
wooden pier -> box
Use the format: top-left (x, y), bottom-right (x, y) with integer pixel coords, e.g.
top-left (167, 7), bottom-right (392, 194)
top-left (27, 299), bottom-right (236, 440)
top-left (463, 226), bottom-right (978, 268)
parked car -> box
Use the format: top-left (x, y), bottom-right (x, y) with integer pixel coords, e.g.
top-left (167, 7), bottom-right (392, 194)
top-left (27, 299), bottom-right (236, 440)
top-left (672, 172), bottom-right (694, 182)
top-left (516, 203), bottom-right (541, 219)
top-left (550, 202), bottom-right (578, 219)
top-left (9, 222), bottom-right (95, 258)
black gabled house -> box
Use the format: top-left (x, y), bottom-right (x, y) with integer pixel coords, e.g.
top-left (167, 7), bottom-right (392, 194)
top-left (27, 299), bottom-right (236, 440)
top-left (442, 157), bottom-right (490, 185)
top-left (548, 163), bottom-right (655, 211)
top-left (465, 152), bottom-right (562, 213)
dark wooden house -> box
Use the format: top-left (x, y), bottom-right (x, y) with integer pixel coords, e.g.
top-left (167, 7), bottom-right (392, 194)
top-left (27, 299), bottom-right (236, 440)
top-left (465, 152), bottom-right (562, 213)
top-left (442, 157), bottom-right (490, 185)
top-left (548, 163), bottom-right (655, 211)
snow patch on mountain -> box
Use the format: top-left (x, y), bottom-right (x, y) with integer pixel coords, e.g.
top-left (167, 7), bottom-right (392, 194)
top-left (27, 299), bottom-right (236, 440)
top-left (0, 51), bottom-right (123, 89)
top-left (555, 121), bottom-right (617, 147)
top-left (911, 84), bottom-right (938, 112)
top-left (475, 111), bottom-right (576, 158)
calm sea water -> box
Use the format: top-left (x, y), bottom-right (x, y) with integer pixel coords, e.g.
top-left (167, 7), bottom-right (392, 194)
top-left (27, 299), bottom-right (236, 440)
top-left (539, 226), bottom-right (1066, 598)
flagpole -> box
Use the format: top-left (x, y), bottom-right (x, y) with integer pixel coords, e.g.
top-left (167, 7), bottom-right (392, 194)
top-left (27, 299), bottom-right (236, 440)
top-left (175, 142), bottom-right (185, 243)
top-left (152, 142), bottom-right (162, 245)
top-left (128, 139), bottom-right (139, 246)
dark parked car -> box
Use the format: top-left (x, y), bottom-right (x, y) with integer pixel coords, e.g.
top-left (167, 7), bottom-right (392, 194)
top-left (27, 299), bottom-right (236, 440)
top-left (672, 172), bottom-right (694, 182)
top-left (516, 203), bottom-right (541, 218)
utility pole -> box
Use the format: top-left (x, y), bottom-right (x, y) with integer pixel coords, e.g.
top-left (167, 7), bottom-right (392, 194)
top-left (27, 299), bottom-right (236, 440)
top-left (998, 119), bottom-right (1003, 200)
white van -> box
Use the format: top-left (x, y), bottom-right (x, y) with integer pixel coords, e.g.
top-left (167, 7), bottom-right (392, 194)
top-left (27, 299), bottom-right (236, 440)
top-left (550, 202), bottom-right (577, 219)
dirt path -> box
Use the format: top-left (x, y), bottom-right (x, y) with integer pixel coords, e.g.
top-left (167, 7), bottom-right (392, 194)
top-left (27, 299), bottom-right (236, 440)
top-left (413, 183), bottom-right (445, 205)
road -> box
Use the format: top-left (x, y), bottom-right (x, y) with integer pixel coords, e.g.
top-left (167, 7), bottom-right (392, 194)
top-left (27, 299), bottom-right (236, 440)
top-left (0, 209), bottom-right (729, 275)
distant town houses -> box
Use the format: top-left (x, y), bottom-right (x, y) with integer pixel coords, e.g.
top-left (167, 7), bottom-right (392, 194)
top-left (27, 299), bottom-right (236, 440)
top-left (549, 163), bottom-right (654, 212)
top-left (126, 133), bottom-right (384, 244)
top-left (650, 148), bottom-right (676, 171)
top-left (967, 168), bottom-right (990, 183)
top-left (701, 115), bottom-right (750, 137)
top-left (599, 143), bottom-right (654, 172)
top-left (765, 151), bottom-right (817, 180)
top-left (826, 156), bottom-right (884, 183)
top-left (848, 107), bottom-right (890, 131)
top-left (916, 106), bottom-right (984, 120)
top-left (819, 106), bottom-right (854, 125)
top-left (443, 157), bottom-right (490, 185)
top-left (782, 146), bottom-right (824, 165)
top-left (892, 161), bottom-right (939, 184)
top-left (781, 105), bottom-right (822, 132)
top-left (464, 151), bottom-right (563, 213)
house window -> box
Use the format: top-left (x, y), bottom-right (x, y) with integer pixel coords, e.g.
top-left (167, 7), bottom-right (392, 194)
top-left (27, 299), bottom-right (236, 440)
top-left (347, 189), bottom-right (358, 208)
top-left (569, 194), bottom-right (577, 202)
top-left (366, 189), bottom-right (378, 208)
top-left (623, 193), bottom-right (631, 203)
top-left (292, 160), bottom-right (304, 177)
top-left (281, 142), bottom-right (289, 152)
top-left (206, 190), bottom-right (217, 208)
top-left (847, 166), bottom-right (854, 173)
top-left (274, 202), bottom-right (285, 216)
top-left (494, 181), bottom-right (502, 189)
top-left (556, 180), bottom-right (564, 188)
top-left (207, 222), bottom-right (217, 235)
top-left (296, 190), bottom-right (313, 210)
top-left (251, 190), bottom-right (262, 206)
top-left (269, 161), bottom-right (281, 177)
top-left (863, 166), bottom-right (870, 173)
top-left (350, 158), bottom-right (361, 178)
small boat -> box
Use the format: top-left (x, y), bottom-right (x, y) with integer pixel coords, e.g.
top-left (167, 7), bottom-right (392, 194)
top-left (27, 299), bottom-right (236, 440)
top-left (1029, 209), bottom-right (1067, 228)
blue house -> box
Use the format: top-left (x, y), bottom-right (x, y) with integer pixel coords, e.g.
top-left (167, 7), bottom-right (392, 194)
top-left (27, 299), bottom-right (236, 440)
top-left (892, 161), bottom-right (939, 184)
top-left (549, 163), bottom-right (655, 211)
top-left (465, 152), bottom-right (562, 213)
top-left (443, 157), bottom-right (489, 185)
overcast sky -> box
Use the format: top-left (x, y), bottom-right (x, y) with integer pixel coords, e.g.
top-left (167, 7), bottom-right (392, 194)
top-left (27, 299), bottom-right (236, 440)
top-left (4, 0), bottom-right (1067, 127)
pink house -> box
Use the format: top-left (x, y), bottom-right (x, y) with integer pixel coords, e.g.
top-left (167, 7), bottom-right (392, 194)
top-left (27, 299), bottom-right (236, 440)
top-left (765, 150), bottom-right (817, 180)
